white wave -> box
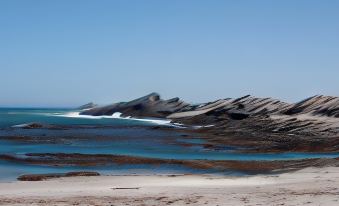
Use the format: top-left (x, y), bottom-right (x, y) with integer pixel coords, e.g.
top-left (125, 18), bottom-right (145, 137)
top-left (51, 111), bottom-right (214, 128)
top-left (11, 123), bottom-right (31, 128)
top-left (111, 112), bottom-right (123, 118)
top-left (54, 112), bottom-right (173, 126)
top-left (192, 124), bottom-right (215, 129)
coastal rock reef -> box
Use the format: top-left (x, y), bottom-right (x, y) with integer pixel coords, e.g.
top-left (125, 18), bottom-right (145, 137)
top-left (81, 93), bottom-right (339, 132)
top-left (80, 93), bottom-right (339, 152)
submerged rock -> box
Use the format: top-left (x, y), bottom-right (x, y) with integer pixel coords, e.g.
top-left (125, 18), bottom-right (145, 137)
top-left (5, 153), bottom-right (339, 175)
top-left (11, 122), bottom-right (65, 130)
top-left (12, 122), bottom-right (44, 129)
top-left (17, 171), bottom-right (100, 181)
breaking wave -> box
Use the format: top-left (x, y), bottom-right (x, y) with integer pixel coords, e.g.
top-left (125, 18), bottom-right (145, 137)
top-left (54, 111), bottom-right (174, 126)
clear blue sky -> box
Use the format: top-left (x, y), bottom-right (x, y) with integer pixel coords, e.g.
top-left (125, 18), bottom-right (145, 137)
top-left (0, 0), bottom-right (338, 107)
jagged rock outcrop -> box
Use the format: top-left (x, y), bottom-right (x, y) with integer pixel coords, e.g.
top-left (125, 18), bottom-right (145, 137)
top-left (282, 95), bottom-right (339, 117)
top-left (170, 95), bottom-right (339, 136)
top-left (169, 95), bottom-right (339, 120)
top-left (82, 93), bottom-right (339, 137)
top-left (81, 93), bottom-right (189, 118)
top-left (168, 95), bottom-right (290, 119)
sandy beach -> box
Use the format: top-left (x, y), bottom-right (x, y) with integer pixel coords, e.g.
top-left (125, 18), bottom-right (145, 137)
top-left (0, 167), bottom-right (338, 206)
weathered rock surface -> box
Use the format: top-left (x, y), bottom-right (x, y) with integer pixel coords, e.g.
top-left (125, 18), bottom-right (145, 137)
top-left (81, 93), bottom-right (339, 140)
top-left (169, 95), bottom-right (291, 119)
top-left (173, 95), bottom-right (339, 137)
top-left (283, 95), bottom-right (339, 117)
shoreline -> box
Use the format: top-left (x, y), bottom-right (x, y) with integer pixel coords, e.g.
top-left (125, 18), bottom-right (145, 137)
top-left (1, 166), bottom-right (338, 205)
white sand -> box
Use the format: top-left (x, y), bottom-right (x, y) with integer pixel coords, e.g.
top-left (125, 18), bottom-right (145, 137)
top-left (0, 167), bottom-right (338, 206)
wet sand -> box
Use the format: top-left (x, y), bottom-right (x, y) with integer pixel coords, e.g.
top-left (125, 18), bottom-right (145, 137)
top-left (0, 167), bottom-right (338, 206)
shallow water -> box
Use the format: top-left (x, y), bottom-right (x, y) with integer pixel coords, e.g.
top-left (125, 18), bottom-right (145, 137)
top-left (0, 159), bottom-right (226, 183)
top-left (0, 108), bottom-right (338, 181)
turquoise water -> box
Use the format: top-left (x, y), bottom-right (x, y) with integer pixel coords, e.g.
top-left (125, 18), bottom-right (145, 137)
top-left (0, 160), bottom-right (216, 182)
top-left (0, 108), bottom-right (338, 181)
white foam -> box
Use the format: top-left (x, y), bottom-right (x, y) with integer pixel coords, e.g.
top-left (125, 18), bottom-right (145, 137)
top-left (54, 112), bottom-right (173, 126)
top-left (11, 123), bottom-right (31, 128)
top-left (111, 112), bottom-right (123, 118)
top-left (50, 112), bottom-right (214, 128)
top-left (192, 124), bottom-right (215, 129)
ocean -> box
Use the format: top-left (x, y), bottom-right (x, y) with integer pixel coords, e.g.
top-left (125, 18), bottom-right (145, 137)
top-left (0, 108), bottom-right (338, 181)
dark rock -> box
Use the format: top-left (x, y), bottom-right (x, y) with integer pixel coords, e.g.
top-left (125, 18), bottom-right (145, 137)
top-left (11, 123), bottom-right (67, 130)
top-left (17, 171), bottom-right (100, 181)
top-left (5, 153), bottom-right (339, 175)
top-left (14, 123), bottom-right (44, 129)
top-left (227, 110), bottom-right (250, 120)
top-left (81, 93), bottom-right (189, 118)
top-left (80, 93), bottom-right (339, 139)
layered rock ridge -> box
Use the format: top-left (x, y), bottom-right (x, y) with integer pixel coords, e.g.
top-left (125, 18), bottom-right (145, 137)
top-left (80, 93), bottom-right (339, 137)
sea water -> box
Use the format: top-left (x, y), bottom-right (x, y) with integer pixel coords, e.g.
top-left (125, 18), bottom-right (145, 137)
top-left (0, 108), bottom-right (338, 181)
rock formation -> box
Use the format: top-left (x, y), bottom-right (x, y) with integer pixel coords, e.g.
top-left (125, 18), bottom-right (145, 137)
top-left (81, 93), bottom-right (339, 137)
top-left (283, 95), bottom-right (339, 117)
top-left (81, 93), bottom-right (189, 118)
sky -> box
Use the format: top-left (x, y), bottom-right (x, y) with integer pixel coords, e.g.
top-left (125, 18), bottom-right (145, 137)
top-left (0, 0), bottom-right (338, 107)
